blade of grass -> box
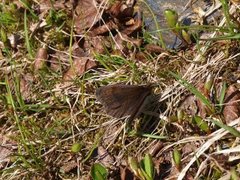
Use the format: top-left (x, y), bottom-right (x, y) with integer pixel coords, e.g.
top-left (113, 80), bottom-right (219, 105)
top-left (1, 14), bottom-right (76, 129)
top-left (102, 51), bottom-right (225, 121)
top-left (24, 9), bottom-right (33, 58)
top-left (217, 82), bottom-right (227, 112)
top-left (20, 0), bottom-right (38, 20)
top-left (140, 0), bottom-right (166, 48)
top-left (68, 17), bottom-right (74, 66)
top-left (219, 0), bottom-right (234, 33)
top-left (169, 71), bottom-right (213, 111)
top-left (201, 33), bottom-right (240, 41)
top-left (140, 133), bottom-right (168, 139)
top-left (5, 76), bottom-right (43, 170)
top-left (82, 132), bottom-right (101, 163)
top-left (209, 119), bottom-right (240, 137)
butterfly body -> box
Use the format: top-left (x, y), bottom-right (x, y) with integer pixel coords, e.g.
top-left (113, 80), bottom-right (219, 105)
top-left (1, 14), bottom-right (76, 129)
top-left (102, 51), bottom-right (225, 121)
top-left (96, 84), bottom-right (152, 119)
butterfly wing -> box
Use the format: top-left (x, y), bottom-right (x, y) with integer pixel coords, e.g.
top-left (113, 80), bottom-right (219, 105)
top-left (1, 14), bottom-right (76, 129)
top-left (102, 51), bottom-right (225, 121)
top-left (96, 84), bottom-right (152, 118)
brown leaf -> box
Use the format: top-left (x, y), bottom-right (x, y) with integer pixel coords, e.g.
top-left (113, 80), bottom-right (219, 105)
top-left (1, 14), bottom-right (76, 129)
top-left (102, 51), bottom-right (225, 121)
top-left (60, 160), bottom-right (78, 173)
top-left (50, 43), bottom-right (86, 73)
top-left (181, 142), bottom-right (198, 156)
top-left (113, 33), bottom-right (142, 54)
top-left (145, 44), bottom-right (164, 54)
top-left (120, 166), bottom-right (134, 180)
top-left (121, 10), bottom-right (142, 35)
top-left (118, 6), bottom-right (134, 20)
top-left (0, 134), bottom-right (17, 169)
top-left (9, 34), bottom-right (22, 49)
top-left (49, 51), bottom-right (70, 72)
top-left (72, 42), bottom-right (87, 57)
top-left (134, 52), bottom-right (148, 63)
top-left (0, 146), bottom-right (12, 169)
top-left (89, 21), bottom-right (118, 36)
top-left (113, 34), bottom-right (127, 52)
top-left (149, 141), bottom-right (164, 156)
top-left (38, 0), bottom-right (75, 14)
top-left (212, 154), bottom-right (229, 168)
top-left (108, 1), bottom-right (122, 17)
top-left (223, 85), bottom-right (240, 125)
top-left (63, 57), bottom-right (97, 81)
top-left (84, 36), bottom-right (111, 55)
top-left (179, 95), bottom-right (198, 116)
top-left (34, 48), bottom-right (48, 71)
top-left (20, 73), bottom-right (35, 101)
top-left (196, 83), bottom-right (212, 118)
top-left (97, 146), bottom-right (115, 169)
top-left (108, 1), bottom-right (134, 20)
top-left (74, 0), bottom-right (101, 34)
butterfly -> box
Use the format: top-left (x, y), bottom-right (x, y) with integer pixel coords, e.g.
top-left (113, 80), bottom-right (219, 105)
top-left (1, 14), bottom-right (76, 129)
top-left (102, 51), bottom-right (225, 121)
top-left (96, 84), bottom-right (152, 119)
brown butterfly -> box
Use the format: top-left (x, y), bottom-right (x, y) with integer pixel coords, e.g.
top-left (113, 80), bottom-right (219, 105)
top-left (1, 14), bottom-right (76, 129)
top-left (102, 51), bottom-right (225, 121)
top-left (96, 84), bottom-right (152, 119)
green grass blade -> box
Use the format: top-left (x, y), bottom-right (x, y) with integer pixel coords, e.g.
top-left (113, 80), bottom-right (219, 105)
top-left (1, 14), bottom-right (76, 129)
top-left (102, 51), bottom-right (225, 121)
top-left (217, 82), bottom-right (227, 112)
top-left (219, 0), bottom-right (234, 33)
top-left (24, 9), bottom-right (33, 58)
top-left (20, 0), bottom-right (38, 20)
top-left (141, 133), bottom-right (168, 139)
top-left (142, 154), bottom-right (155, 180)
top-left (169, 71), bottom-right (213, 111)
top-left (209, 119), bottom-right (240, 138)
top-left (140, 0), bottom-right (166, 48)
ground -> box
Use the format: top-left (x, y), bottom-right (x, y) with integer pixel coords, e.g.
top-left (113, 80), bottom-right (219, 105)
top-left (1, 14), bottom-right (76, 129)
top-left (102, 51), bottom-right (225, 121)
top-left (0, 0), bottom-right (240, 179)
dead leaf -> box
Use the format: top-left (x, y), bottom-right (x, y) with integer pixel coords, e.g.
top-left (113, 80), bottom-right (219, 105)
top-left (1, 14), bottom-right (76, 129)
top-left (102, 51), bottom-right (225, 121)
top-left (179, 95), bottom-right (198, 116)
top-left (34, 48), bottom-right (48, 71)
top-left (20, 73), bottom-right (35, 101)
top-left (72, 42), bottom-right (87, 57)
top-left (145, 44), bottom-right (164, 54)
top-left (134, 52), bottom-right (148, 63)
top-left (89, 20), bottom-right (118, 36)
top-left (0, 134), bottom-right (17, 169)
top-left (60, 160), bottom-right (78, 173)
top-left (181, 142), bottom-right (198, 156)
top-left (74, 0), bottom-right (101, 34)
top-left (9, 34), bottom-right (22, 50)
top-left (213, 154), bottom-right (229, 164)
top-left (84, 36), bottom-right (111, 55)
top-left (112, 34), bottom-right (128, 53)
top-left (38, 0), bottom-right (75, 14)
top-left (196, 83), bottom-right (212, 118)
top-left (97, 146), bottom-right (115, 169)
top-left (118, 6), bottom-right (134, 20)
top-left (49, 43), bottom-right (86, 73)
top-left (120, 166), bottom-right (134, 180)
top-left (121, 10), bottom-right (142, 35)
top-left (49, 51), bottom-right (70, 72)
top-left (149, 141), bottom-right (164, 156)
top-left (108, 1), bottom-right (134, 20)
top-left (0, 146), bottom-right (12, 169)
top-left (223, 85), bottom-right (240, 125)
top-left (113, 33), bottom-right (142, 55)
top-left (0, 49), bottom-right (4, 60)
top-left (63, 57), bottom-right (97, 81)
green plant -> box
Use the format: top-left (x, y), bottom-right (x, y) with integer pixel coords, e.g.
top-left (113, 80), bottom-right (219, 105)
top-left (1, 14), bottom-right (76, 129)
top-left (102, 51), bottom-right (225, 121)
top-left (90, 163), bottom-right (108, 180)
top-left (128, 153), bottom-right (155, 180)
